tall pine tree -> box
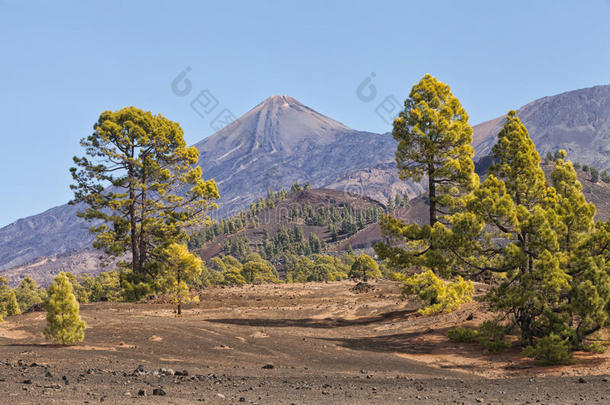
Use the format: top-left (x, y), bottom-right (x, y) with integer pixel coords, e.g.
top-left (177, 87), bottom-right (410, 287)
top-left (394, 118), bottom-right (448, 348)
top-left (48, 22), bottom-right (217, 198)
top-left (376, 75), bottom-right (478, 275)
top-left (393, 74), bottom-right (477, 225)
top-left (70, 107), bottom-right (219, 299)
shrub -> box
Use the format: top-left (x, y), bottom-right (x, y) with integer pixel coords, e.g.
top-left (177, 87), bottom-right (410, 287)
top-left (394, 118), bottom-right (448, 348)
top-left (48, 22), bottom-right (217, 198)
top-left (15, 277), bottom-right (43, 312)
top-left (222, 268), bottom-right (247, 285)
top-left (580, 341), bottom-right (607, 354)
top-left (90, 271), bottom-right (122, 302)
top-left (328, 271), bottom-right (348, 281)
top-left (448, 326), bottom-right (479, 343)
top-left (348, 254), bottom-right (381, 281)
top-left (389, 272), bottom-right (407, 282)
top-left (477, 320), bottom-right (511, 353)
top-left (5, 290), bottom-right (21, 316)
top-left (402, 270), bottom-right (474, 315)
top-left (522, 333), bottom-right (574, 365)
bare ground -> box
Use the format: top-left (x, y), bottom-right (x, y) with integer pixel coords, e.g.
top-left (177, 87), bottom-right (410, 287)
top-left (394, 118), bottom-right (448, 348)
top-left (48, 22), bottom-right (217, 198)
top-left (1, 280), bottom-right (609, 404)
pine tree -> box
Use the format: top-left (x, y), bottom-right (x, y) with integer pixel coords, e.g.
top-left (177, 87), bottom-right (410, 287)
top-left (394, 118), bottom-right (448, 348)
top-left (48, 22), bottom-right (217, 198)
top-left (70, 107), bottom-right (219, 300)
top-left (375, 75), bottom-right (478, 275)
top-left (5, 290), bottom-right (21, 316)
top-left (551, 151), bottom-right (595, 256)
top-left (44, 273), bottom-right (86, 345)
top-left (392, 74), bottom-right (478, 225)
top-left (15, 277), bottom-right (42, 313)
top-left (436, 111), bottom-right (562, 344)
top-left (309, 233), bottom-right (322, 253)
top-left (0, 277), bottom-right (12, 321)
top-left (163, 244), bottom-right (203, 315)
top-left (91, 271), bottom-right (122, 302)
top-left (438, 114), bottom-right (610, 349)
top-left (551, 152), bottom-right (610, 344)
top-left (590, 166), bottom-right (599, 183)
top-left (241, 254), bottom-right (278, 283)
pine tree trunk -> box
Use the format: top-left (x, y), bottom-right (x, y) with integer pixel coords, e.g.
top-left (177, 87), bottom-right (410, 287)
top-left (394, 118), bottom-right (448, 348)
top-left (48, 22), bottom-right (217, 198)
top-left (138, 173), bottom-right (147, 272)
top-left (428, 164), bottom-right (437, 226)
top-left (128, 156), bottom-right (141, 274)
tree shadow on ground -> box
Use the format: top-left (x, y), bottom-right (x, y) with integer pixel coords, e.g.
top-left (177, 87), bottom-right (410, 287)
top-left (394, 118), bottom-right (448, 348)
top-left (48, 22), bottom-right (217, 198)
top-left (320, 328), bottom-right (609, 372)
top-left (206, 308), bottom-right (418, 329)
top-left (1, 343), bottom-right (67, 348)
top-left (321, 328), bottom-right (448, 354)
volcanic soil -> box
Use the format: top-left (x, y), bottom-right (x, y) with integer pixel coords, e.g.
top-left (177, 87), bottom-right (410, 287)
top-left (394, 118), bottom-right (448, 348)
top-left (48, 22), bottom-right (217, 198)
top-left (1, 280), bottom-right (609, 404)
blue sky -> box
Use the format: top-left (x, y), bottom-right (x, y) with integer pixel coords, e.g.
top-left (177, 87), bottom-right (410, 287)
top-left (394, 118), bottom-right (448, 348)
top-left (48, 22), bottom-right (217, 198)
top-left (1, 0), bottom-right (609, 227)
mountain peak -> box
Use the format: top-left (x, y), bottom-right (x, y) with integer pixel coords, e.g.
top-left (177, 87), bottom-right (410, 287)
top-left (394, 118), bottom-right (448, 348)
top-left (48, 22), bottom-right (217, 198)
top-left (262, 94), bottom-right (301, 105)
top-left (197, 95), bottom-right (351, 156)
top-left (254, 94), bottom-right (308, 112)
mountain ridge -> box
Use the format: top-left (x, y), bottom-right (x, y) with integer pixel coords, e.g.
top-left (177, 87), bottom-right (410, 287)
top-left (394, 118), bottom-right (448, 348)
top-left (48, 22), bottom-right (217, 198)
top-left (472, 84), bottom-right (610, 167)
top-left (0, 95), bottom-right (413, 274)
top-left (3, 85), bottom-right (610, 282)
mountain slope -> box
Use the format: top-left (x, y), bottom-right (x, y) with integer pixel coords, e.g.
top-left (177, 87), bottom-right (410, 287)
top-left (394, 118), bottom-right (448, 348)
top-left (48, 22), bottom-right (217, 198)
top-left (3, 86), bottom-right (610, 282)
top-left (473, 85), bottom-right (610, 167)
top-left (0, 203), bottom-right (88, 272)
top-left (191, 188), bottom-right (385, 261)
top-left (193, 95), bottom-right (415, 216)
top-left (0, 96), bottom-right (413, 274)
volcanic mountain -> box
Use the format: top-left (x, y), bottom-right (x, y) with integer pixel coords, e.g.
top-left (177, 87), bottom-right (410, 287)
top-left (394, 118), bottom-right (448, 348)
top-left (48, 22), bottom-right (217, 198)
top-left (193, 95), bottom-right (418, 216)
top-left (3, 86), bottom-right (610, 283)
top-left (0, 96), bottom-right (416, 275)
top-left (473, 85), bottom-right (610, 168)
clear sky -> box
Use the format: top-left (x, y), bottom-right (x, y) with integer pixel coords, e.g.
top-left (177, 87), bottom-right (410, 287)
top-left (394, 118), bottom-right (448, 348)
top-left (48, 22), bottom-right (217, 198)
top-left (1, 0), bottom-right (609, 227)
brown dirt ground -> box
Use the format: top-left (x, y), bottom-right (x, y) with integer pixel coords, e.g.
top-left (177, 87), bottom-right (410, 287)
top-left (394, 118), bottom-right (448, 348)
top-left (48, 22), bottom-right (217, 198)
top-left (1, 280), bottom-right (609, 404)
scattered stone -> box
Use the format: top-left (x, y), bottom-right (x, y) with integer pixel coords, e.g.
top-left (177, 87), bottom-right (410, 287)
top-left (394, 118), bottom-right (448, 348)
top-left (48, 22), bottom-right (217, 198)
top-left (216, 393), bottom-right (226, 399)
top-left (138, 389), bottom-right (146, 396)
top-left (262, 364), bottom-right (275, 369)
top-left (578, 377), bottom-right (586, 384)
top-left (239, 398), bottom-right (246, 402)
top-left (153, 388), bottom-right (166, 396)
top-left (22, 379), bottom-right (32, 384)
top-left (505, 364), bottom-right (532, 370)
top-left (134, 365), bottom-right (146, 375)
top-left (351, 282), bottom-right (373, 293)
